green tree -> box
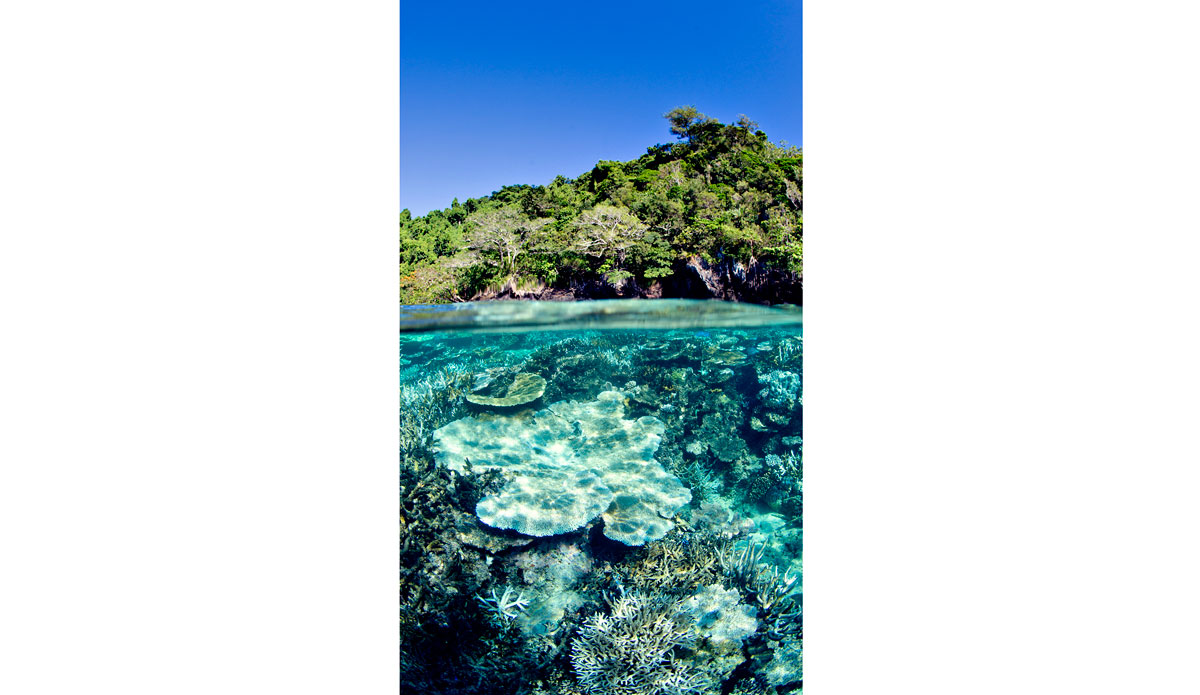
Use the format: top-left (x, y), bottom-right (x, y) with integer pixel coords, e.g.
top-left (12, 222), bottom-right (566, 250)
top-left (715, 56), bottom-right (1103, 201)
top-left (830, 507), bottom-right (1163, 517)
top-left (398, 109), bottom-right (801, 299)
top-left (664, 105), bottom-right (714, 144)
top-left (463, 207), bottom-right (550, 277)
top-left (570, 204), bottom-right (648, 269)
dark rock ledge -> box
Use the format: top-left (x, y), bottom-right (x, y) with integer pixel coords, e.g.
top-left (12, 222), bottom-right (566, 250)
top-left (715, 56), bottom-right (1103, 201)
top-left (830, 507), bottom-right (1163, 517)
top-left (468, 256), bottom-right (802, 306)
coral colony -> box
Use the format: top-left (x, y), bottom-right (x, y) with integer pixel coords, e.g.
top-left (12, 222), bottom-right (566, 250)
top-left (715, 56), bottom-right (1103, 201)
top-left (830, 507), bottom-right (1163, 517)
top-left (400, 318), bottom-right (801, 694)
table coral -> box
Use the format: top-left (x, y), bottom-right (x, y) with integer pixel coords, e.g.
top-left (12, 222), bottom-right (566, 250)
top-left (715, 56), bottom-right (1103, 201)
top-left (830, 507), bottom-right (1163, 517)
top-left (431, 390), bottom-right (691, 545)
top-left (465, 371), bottom-right (547, 407)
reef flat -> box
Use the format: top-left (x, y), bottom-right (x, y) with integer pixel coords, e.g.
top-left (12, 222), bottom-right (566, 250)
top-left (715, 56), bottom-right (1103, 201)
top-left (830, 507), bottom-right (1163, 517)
top-left (400, 303), bottom-right (801, 694)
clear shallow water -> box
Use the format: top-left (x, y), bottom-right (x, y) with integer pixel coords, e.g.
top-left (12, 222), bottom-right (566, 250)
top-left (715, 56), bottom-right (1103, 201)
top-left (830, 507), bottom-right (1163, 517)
top-left (400, 300), bottom-right (801, 694)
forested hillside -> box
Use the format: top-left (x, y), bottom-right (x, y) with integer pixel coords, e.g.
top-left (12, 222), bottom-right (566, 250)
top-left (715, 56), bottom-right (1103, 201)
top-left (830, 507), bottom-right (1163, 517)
top-left (399, 107), bottom-right (802, 304)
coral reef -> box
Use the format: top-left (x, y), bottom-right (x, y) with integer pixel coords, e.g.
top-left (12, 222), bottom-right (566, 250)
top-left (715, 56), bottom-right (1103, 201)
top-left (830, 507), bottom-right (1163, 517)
top-left (400, 322), bottom-right (802, 695)
top-left (750, 369), bottom-right (802, 434)
top-left (764, 636), bottom-right (802, 688)
top-left (398, 455), bottom-right (556, 694)
top-left (466, 371), bottom-right (547, 407)
top-left (736, 451), bottom-right (802, 520)
top-left (674, 460), bottom-right (724, 504)
top-left (682, 584), bottom-right (758, 648)
top-left (431, 390), bottom-right (691, 545)
top-left (477, 585), bottom-right (531, 622)
top-left (519, 336), bottom-right (637, 403)
top-left (570, 594), bottom-right (705, 695)
top-left (398, 366), bottom-right (471, 458)
top-left (606, 529), bottom-right (733, 596)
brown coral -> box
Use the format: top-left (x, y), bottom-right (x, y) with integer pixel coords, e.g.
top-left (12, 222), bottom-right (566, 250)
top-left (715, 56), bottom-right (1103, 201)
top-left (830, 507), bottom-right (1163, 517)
top-left (465, 372), bottom-right (547, 407)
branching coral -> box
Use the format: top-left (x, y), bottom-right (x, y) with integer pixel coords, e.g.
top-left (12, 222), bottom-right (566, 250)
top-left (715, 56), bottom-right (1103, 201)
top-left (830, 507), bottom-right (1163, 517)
top-left (570, 595), bottom-right (706, 695)
top-left (399, 366), bottom-right (472, 458)
top-left (722, 539), bottom-right (802, 666)
top-left (476, 586), bottom-right (531, 621)
top-left (674, 460), bottom-right (724, 504)
top-left (399, 455), bottom-right (541, 694)
top-left (722, 540), bottom-right (800, 614)
top-left (612, 530), bottom-right (731, 596)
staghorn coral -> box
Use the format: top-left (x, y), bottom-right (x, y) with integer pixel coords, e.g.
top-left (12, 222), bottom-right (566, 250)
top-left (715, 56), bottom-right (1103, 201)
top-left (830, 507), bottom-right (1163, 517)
top-left (611, 529), bottom-right (731, 596)
top-left (431, 390), bottom-right (692, 545)
top-left (399, 455), bottom-right (552, 695)
top-left (721, 538), bottom-right (802, 691)
top-left (674, 460), bottom-right (724, 505)
top-left (398, 366), bottom-right (472, 458)
top-left (570, 595), bottom-right (706, 695)
top-left (722, 540), bottom-right (800, 615)
top-left (476, 585), bottom-right (531, 622)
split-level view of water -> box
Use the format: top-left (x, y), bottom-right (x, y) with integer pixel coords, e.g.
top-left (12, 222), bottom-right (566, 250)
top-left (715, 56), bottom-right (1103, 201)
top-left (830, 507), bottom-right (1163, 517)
top-left (400, 300), bottom-right (802, 695)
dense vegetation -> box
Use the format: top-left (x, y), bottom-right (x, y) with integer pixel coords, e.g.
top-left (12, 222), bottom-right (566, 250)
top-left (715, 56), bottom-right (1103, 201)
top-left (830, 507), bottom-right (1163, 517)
top-left (399, 107), bottom-right (802, 303)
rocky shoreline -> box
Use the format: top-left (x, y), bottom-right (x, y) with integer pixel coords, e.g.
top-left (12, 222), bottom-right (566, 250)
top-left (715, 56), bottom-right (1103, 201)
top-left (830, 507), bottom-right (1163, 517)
top-left (467, 256), bottom-right (803, 305)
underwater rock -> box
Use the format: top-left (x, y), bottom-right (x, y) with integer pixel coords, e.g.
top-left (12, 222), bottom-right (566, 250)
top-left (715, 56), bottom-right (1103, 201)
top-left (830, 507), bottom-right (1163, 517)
top-left (465, 371), bottom-right (547, 407)
top-left (431, 390), bottom-right (691, 545)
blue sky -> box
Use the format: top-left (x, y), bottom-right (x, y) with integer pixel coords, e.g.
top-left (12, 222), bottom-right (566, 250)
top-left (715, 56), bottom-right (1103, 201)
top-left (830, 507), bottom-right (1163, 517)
top-left (400, 0), bottom-right (802, 216)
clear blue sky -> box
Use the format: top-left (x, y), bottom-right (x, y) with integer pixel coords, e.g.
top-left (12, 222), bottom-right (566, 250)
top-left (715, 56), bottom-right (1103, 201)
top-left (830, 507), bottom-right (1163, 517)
top-left (400, 0), bottom-right (802, 216)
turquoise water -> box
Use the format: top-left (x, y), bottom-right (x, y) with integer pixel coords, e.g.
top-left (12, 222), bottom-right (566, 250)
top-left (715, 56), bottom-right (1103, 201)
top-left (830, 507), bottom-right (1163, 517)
top-left (400, 300), bottom-right (801, 694)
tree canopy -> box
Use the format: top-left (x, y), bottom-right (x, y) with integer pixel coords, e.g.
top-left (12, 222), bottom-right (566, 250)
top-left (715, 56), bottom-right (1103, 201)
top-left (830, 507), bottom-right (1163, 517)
top-left (400, 108), bottom-right (802, 303)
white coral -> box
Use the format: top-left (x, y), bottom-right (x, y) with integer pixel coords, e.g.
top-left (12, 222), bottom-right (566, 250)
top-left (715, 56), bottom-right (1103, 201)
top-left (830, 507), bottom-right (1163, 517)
top-left (431, 390), bottom-right (691, 545)
top-left (475, 586), bottom-right (530, 621)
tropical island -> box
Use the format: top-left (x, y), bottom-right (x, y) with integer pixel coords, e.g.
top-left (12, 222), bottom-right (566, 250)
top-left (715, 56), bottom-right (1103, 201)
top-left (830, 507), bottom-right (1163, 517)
top-left (400, 107), bottom-right (802, 305)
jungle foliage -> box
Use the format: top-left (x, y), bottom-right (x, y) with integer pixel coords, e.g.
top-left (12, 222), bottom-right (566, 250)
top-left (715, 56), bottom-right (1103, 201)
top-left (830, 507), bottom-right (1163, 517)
top-left (400, 108), bottom-right (802, 303)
